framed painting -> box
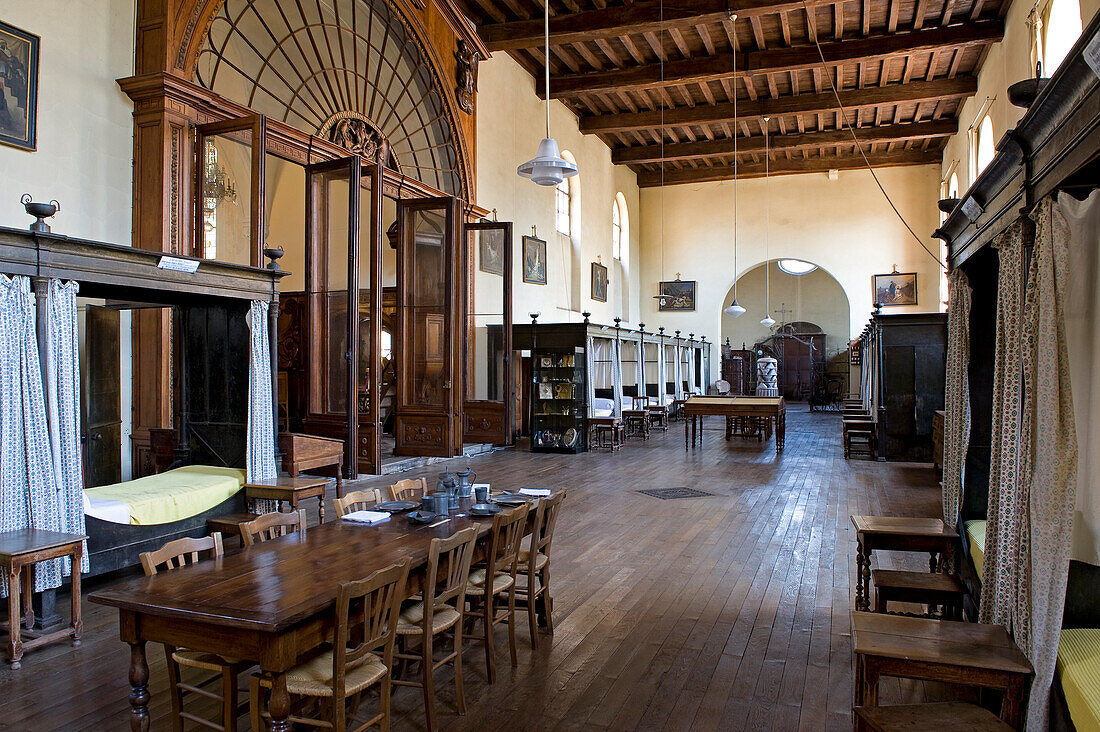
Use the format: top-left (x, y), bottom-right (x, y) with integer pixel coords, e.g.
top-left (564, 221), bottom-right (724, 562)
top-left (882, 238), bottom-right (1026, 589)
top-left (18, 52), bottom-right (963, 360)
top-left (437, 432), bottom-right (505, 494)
top-left (591, 261), bottom-right (607, 302)
top-left (477, 227), bottom-right (504, 275)
top-left (873, 272), bottom-right (917, 307)
top-left (522, 235), bottom-right (547, 285)
top-left (0, 21), bottom-right (39, 152)
top-left (658, 279), bottom-right (696, 311)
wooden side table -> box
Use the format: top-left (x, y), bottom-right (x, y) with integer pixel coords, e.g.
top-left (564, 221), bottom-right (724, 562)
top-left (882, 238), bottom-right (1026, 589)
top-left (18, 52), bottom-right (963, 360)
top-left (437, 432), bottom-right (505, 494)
top-left (851, 612), bottom-right (1032, 727)
top-left (850, 515), bottom-right (958, 612)
top-left (0, 529), bottom-right (86, 669)
top-left (245, 476), bottom-right (330, 524)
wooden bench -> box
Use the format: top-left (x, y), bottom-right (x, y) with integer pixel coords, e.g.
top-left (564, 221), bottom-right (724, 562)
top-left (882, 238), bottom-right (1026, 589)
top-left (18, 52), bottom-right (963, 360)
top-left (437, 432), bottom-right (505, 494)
top-left (871, 568), bottom-right (966, 619)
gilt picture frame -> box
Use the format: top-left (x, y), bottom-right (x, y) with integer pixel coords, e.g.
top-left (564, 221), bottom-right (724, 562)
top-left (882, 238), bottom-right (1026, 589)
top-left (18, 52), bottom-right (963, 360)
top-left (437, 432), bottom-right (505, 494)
top-left (0, 21), bottom-right (39, 152)
top-left (591, 261), bottom-right (608, 302)
top-left (523, 235), bottom-right (547, 285)
top-left (873, 272), bottom-right (918, 307)
top-left (477, 227), bottom-right (504, 276)
top-left (658, 279), bottom-right (696, 311)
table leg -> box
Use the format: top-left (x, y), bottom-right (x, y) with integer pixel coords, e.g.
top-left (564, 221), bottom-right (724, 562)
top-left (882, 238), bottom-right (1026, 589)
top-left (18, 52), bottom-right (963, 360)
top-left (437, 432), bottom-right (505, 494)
top-left (20, 563), bottom-right (33, 630)
top-left (777, 412), bottom-right (786, 452)
top-left (71, 546), bottom-right (83, 645)
top-left (684, 414), bottom-right (689, 450)
top-left (267, 671), bottom-right (292, 732)
top-left (1001, 674), bottom-right (1027, 728)
top-left (336, 465), bottom-right (344, 499)
top-left (929, 552), bottom-right (938, 573)
top-left (7, 564), bottom-right (22, 669)
top-left (128, 640), bottom-right (150, 731)
top-left (855, 539), bottom-right (870, 612)
top-left (318, 494), bottom-right (326, 524)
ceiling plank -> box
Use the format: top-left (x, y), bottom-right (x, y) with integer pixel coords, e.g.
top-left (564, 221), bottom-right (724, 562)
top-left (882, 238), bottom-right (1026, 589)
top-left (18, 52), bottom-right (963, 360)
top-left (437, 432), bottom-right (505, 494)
top-left (539, 21), bottom-right (1002, 98)
top-left (579, 76), bottom-right (978, 133)
top-left (480, 0), bottom-right (833, 51)
top-left (636, 148), bottom-right (943, 184)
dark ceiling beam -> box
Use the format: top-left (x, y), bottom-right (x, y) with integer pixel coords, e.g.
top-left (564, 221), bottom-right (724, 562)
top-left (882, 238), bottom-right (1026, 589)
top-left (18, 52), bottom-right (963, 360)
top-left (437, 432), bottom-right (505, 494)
top-left (580, 76), bottom-right (977, 133)
top-left (538, 20), bottom-right (1002, 97)
top-left (613, 118), bottom-right (957, 164)
top-left (635, 149), bottom-right (943, 186)
top-left (480, 0), bottom-right (834, 52)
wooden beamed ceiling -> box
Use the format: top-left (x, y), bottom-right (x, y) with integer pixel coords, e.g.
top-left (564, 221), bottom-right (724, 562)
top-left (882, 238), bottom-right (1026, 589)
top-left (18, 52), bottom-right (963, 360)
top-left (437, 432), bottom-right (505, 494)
top-left (463, 0), bottom-right (1007, 185)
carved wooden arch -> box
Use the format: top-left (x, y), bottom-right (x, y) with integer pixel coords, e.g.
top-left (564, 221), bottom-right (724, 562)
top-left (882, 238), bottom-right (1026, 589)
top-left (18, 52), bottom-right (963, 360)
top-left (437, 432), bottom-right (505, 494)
top-left (166, 0), bottom-right (477, 202)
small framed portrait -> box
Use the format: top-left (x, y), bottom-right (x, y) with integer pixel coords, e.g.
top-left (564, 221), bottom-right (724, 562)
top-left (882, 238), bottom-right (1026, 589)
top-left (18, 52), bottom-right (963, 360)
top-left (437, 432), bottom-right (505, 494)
top-left (658, 279), bottom-right (696, 311)
top-left (591, 261), bottom-right (608, 302)
top-left (0, 21), bottom-right (40, 152)
top-left (873, 272), bottom-right (918, 307)
top-left (522, 235), bottom-right (547, 285)
top-left (477, 227), bottom-right (504, 276)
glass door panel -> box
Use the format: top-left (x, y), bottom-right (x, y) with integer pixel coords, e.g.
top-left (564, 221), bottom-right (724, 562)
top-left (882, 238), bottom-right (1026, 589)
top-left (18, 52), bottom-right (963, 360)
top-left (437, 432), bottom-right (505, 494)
top-left (395, 197), bottom-right (459, 456)
top-left (464, 222), bottom-right (513, 445)
top-left (356, 164), bottom-right (382, 474)
top-left (195, 116), bottom-right (265, 267)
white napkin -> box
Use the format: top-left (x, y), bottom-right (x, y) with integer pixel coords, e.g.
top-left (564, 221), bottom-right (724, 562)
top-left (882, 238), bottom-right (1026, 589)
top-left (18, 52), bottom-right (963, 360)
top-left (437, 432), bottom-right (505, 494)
top-left (519, 488), bottom-right (551, 497)
top-left (342, 510), bottom-right (390, 525)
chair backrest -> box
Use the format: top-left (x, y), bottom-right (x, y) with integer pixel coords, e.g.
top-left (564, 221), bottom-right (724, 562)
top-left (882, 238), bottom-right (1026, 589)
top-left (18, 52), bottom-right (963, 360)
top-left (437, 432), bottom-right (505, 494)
top-left (332, 559), bottom-right (411, 700)
top-left (140, 533), bottom-right (224, 576)
top-left (485, 504), bottom-right (530, 578)
top-left (240, 509), bottom-right (306, 546)
top-left (388, 477), bottom-right (426, 502)
top-left (530, 490), bottom-right (566, 560)
top-left (334, 488), bottom-right (383, 517)
top-left (421, 527), bottom-right (478, 630)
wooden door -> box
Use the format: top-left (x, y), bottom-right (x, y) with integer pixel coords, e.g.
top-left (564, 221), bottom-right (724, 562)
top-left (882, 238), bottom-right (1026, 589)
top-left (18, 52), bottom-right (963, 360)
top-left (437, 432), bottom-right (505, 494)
top-left (463, 221), bottom-right (513, 445)
top-left (82, 305), bottom-right (121, 486)
top-left (394, 197), bottom-right (461, 456)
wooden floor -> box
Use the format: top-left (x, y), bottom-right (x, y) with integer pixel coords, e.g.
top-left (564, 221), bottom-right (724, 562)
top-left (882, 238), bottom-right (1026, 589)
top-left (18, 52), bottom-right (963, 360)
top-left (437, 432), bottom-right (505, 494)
top-left (0, 405), bottom-right (951, 731)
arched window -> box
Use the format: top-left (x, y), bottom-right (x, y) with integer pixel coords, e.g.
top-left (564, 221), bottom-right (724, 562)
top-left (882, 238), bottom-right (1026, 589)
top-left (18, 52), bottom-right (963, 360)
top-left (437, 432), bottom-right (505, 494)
top-left (1042, 0), bottom-right (1082, 74)
top-left (555, 177), bottom-right (571, 236)
top-left (972, 115), bottom-right (995, 178)
top-left (611, 200), bottom-right (622, 260)
top-left (948, 172), bottom-right (959, 198)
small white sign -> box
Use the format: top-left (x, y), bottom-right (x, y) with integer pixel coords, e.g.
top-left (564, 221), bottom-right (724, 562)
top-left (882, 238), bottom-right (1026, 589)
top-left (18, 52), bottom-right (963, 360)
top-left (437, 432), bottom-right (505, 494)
top-left (1084, 28), bottom-right (1100, 79)
top-left (961, 197), bottom-right (983, 222)
top-left (156, 256), bottom-right (200, 273)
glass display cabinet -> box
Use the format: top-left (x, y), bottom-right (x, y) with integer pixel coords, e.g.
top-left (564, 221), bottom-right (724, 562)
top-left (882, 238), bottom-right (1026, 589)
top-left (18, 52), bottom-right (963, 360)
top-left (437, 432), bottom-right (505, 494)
top-left (530, 346), bottom-right (586, 453)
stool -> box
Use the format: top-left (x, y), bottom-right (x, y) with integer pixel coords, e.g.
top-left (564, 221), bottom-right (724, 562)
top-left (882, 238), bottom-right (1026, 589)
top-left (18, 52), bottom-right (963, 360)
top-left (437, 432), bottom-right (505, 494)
top-left (854, 702), bottom-right (1014, 731)
top-left (646, 405), bottom-right (668, 432)
top-left (588, 418), bottom-right (623, 451)
top-left (872, 568), bottom-right (966, 619)
top-left (622, 410), bottom-right (649, 440)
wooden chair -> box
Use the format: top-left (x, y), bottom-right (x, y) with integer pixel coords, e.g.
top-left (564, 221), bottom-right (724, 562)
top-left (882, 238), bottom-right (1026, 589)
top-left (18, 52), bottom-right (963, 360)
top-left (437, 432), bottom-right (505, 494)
top-left (462, 504), bottom-right (530, 683)
top-left (387, 477), bottom-right (426, 502)
top-left (334, 488), bottom-right (384, 517)
top-left (140, 534), bottom-right (251, 732)
top-left (250, 560), bottom-right (411, 732)
top-left (392, 527), bottom-right (478, 731)
top-left (240, 509), bottom-right (307, 546)
top-left (514, 490), bottom-right (566, 649)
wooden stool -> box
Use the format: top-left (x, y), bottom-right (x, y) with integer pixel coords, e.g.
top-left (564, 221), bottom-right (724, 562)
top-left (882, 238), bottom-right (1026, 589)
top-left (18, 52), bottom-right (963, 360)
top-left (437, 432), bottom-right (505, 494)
top-left (646, 405), bottom-right (668, 432)
top-left (0, 530), bottom-right (86, 669)
top-left (244, 476), bottom-right (329, 524)
top-left (872, 569), bottom-right (966, 619)
top-left (588, 417), bottom-right (622, 451)
top-left (206, 513), bottom-right (256, 542)
top-left (854, 702), bottom-right (1015, 731)
top-left (622, 409), bottom-right (649, 440)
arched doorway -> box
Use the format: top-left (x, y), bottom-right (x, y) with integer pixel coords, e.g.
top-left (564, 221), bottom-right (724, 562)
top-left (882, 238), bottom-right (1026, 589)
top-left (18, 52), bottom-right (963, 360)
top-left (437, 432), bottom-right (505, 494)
top-left (721, 260), bottom-right (851, 401)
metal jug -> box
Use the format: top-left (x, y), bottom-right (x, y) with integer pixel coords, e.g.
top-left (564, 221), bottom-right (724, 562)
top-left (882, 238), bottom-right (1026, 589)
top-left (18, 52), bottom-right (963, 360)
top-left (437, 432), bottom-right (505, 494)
top-left (436, 473), bottom-right (459, 509)
top-left (455, 469), bottom-right (477, 498)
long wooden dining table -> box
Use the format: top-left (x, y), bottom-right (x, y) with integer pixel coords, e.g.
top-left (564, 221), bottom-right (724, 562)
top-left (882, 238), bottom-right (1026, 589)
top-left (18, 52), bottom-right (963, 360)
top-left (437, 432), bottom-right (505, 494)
top-left (683, 396), bottom-right (786, 455)
top-left (89, 498), bottom-right (540, 731)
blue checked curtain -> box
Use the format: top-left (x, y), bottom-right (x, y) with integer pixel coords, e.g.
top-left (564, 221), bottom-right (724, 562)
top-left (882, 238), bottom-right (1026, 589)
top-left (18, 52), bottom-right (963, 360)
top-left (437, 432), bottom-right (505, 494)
top-left (611, 338), bottom-right (624, 419)
top-left (246, 301), bottom-right (277, 512)
top-left (0, 276), bottom-right (64, 595)
top-left (45, 280), bottom-right (89, 578)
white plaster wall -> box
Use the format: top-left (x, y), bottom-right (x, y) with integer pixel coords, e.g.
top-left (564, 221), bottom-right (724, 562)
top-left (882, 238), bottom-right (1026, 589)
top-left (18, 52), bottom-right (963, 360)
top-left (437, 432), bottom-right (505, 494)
top-left (475, 54), bottom-right (641, 328)
top-left (639, 165), bottom-right (944, 380)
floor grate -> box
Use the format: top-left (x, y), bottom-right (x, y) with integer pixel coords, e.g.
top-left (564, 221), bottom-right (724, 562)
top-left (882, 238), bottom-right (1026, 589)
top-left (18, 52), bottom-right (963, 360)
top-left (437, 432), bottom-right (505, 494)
top-left (637, 487), bottom-right (716, 500)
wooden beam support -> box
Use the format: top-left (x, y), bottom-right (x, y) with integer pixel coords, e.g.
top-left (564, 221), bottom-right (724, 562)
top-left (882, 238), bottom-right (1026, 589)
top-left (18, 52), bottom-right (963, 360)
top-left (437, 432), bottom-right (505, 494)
top-left (635, 149), bottom-right (942, 185)
top-left (481, 0), bottom-right (834, 51)
top-left (580, 76), bottom-right (977, 133)
top-left (538, 20), bottom-right (1002, 98)
top-left (612, 118), bottom-right (957, 163)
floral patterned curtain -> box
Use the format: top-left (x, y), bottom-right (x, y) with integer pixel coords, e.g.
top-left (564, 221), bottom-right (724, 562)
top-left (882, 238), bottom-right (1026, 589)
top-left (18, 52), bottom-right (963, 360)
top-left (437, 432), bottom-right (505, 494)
top-left (44, 280), bottom-right (88, 579)
top-left (246, 301), bottom-right (277, 512)
top-left (942, 268), bottom-right (972, 528)
top-left (0, 276), bottom-right (63, 595)
top-left (980, 220), bottom-right (1027, 628)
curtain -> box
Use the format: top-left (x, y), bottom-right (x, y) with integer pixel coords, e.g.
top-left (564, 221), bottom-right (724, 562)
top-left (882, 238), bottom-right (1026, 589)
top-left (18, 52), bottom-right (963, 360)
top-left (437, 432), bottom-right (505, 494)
top-left (635, 337), bottom-right (645, 402)
top-left (981, 220), bottom-right (1027, 627)
top-left (246, 301), bottom-right (277, 513)
top-left (693, 347), bottom-right (703, 394)
top-left (672, 343), bottom-right (683, 400)
top-left (1019, 198), bottom-right (1079, 730)
top-left (44, 280), bottom-right (88, 579)
top-left (656, 342), bottom-right (667, 405)
top-left (941, 268), bottom-right (972, 528)
top-left (611, 338), bottom-right (624, 419)
top-left (585, 335), bottom-right (596, 418)
top-left (0, 276), bottom-right (61, 595)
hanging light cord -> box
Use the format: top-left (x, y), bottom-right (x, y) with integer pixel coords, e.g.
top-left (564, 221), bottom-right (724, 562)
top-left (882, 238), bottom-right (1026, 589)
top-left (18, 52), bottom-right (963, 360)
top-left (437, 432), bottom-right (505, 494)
top-left (544, 0), bottom-right (551, 139)
top-left (765, 121), bottom-right (770, 314)
top-left (800, 0), bottom-right (945, 271)
top-left (732, 39), bottom-right (739, 300)
top-left (659, 0), bottom-right (666, 286)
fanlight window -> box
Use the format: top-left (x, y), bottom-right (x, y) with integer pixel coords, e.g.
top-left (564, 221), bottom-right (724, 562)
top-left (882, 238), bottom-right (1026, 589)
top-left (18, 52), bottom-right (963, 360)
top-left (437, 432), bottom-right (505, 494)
top-left (195, 0), bottom-right (462, 196)
top-left (777, 259), bottom-right (817, 275)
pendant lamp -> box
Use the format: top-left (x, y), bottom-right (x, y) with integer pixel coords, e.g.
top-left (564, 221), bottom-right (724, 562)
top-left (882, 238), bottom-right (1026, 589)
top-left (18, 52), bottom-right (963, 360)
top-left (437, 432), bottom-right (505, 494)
top-left (724, 25), bottom-right (747, 319)
top-left (760, 116), bottom-right (775, 329)
top-left (517, 0), bottom-right (579, 186)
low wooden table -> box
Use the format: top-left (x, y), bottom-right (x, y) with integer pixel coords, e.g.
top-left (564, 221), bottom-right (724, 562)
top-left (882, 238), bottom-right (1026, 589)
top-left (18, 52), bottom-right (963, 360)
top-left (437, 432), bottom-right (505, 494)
top-left (205, 513), bottom-right (258, 540)
top-left (588, 417), bottom-right (623, 451)
top-left (0, 529), bottom-right (86, 669)
top-left (245, 476), bottom-right (330, 524)
top-left (851, 612), bottom-right (1032, 727)
top-left (850, 515), bottom-right (959, 612)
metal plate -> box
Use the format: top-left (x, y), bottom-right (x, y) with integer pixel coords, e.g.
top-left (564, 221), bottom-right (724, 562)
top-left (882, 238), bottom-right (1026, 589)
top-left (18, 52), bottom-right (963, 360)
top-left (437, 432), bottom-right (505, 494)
top-left (375, 500), bottom-right (419, 512)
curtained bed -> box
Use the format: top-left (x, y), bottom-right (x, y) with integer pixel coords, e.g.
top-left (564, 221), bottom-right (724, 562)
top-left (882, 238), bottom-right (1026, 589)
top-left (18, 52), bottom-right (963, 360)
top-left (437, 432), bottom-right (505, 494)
top-left (0, 226), bottom-right (283, 578)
